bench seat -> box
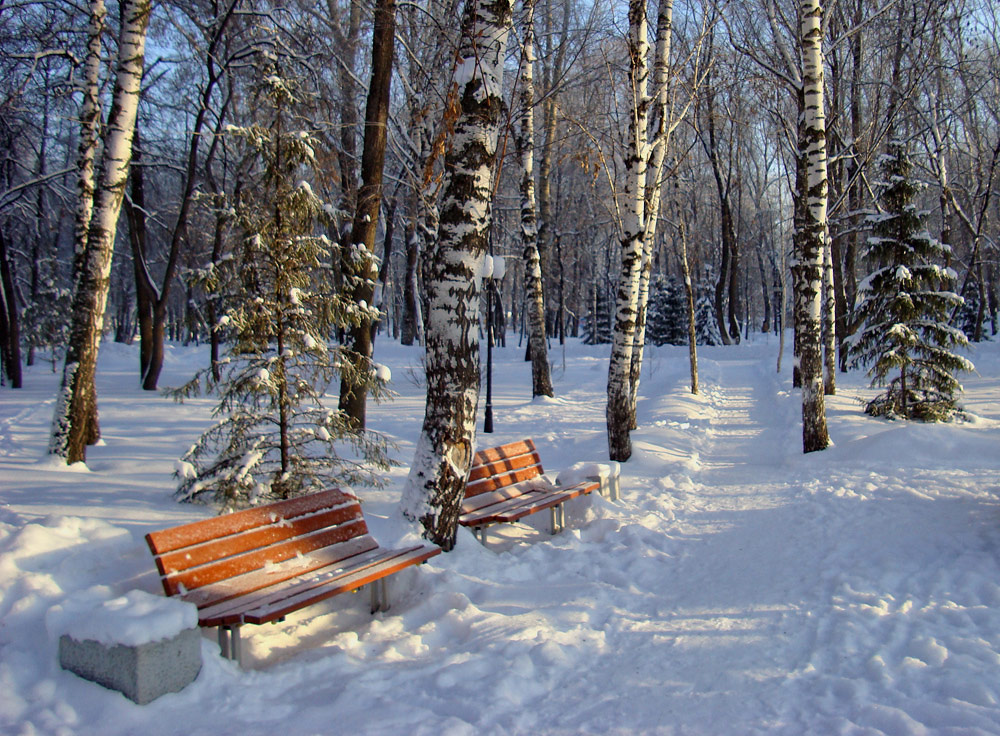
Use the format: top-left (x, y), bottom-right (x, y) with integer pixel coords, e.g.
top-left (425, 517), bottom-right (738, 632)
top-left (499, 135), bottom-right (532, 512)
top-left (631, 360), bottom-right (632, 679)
top-left (146, 489), bottom-right (440, 663)
top-left (459, 440), bottom-right (600, 543)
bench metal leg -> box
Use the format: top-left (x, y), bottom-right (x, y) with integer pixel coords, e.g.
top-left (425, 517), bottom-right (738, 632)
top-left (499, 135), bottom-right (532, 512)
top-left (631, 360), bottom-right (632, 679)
top-left (592, 473), bottom-right (621, 502)
top-left (473, 525), bottom-right (488, 546)
top-left (550, 504), bottom-right (566, 534)
top-left (609, 474), bottom-right (621, 502)
top-left (369, 578), bottom-right (390, 614)
top-left (219, 625), bottom-right (242, 666)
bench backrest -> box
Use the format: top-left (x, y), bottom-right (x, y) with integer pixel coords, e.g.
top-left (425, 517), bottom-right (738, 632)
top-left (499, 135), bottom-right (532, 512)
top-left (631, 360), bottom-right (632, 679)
top-left (465, 439), bottom-right (544, 498)
top-left (145, 489), bottom-right (372, 597)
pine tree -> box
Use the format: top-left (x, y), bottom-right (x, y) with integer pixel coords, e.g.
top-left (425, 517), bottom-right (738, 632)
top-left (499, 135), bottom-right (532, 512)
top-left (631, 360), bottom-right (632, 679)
top-left (646, 276), bottom-right (686, 346)
top-left (21, 264), bottom-right (70, 369)
top-left (849, 141), bottom-right (973, 421)
top-left (694, 280), bottom-right (722, 346)
top-left (957, 281), bottom-right (984, 342)
top-left (583, 285), bottom-right (614, 345)
top-left (645, 275), bottom-right (672, 346)
top-left (172, 66), bottom-right (391, 509)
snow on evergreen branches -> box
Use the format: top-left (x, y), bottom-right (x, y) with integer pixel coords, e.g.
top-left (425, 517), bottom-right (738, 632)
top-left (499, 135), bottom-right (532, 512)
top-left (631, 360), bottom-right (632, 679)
top-left (167, 63), bottom-right (392, 509)
top-left (849, 142), bottom-right (972, 422)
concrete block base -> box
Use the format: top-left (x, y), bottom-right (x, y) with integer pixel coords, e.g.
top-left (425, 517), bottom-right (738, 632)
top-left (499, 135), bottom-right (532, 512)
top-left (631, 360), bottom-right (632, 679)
top-left (59, 626), bottom-right (202, 704)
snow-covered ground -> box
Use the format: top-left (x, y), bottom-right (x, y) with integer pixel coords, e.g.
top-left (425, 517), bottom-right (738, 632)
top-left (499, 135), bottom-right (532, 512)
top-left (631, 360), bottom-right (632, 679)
top-left (3, 333), bottom-right (1000, 735)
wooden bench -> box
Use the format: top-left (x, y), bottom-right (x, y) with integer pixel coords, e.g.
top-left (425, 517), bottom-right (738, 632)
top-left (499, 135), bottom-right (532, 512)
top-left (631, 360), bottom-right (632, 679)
top-left (145, 488), bottom-right (441, 665)
top-left (459, 439), bottom-right (601, 544)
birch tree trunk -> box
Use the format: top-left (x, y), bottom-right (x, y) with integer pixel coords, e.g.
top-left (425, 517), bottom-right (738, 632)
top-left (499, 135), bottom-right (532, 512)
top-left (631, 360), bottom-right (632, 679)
top-left (401, 0), bottom-right (511, 549)
top-left (627, 0), bottom-right (674, 426)
top-left (822, 223), bottom-right (836, 394)
top-left (49, 0), bottom-right (150, 463)
top-left (795, 0), bottom-right (830, 453)
top-left (57, 0), bottom-right (106, 416)
top-left (679, 220), bottom-right (698, 395)
top-left (606, 0), bottom-right (649, 463)
top-left (72, 0), bottom-right (105, 284)
top-left (0, 228), bottom-right (21, 388)
top-left (515, 0), bottom-right (553, 398)
top-left (339, 0), bottom-right (396, 426)
top-left (399, 0), bottom-right (461, 347)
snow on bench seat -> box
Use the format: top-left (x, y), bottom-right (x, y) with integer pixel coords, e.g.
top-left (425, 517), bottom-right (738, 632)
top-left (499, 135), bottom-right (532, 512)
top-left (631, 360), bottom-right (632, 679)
top-left (145, 488), bottom-right (440, 664)
top-left (459, 439), bottom-right (602, 544)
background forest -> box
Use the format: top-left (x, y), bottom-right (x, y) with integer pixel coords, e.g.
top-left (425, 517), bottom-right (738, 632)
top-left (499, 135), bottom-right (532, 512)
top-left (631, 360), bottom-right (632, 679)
top-left (0, 0), bottom-right (997, 465)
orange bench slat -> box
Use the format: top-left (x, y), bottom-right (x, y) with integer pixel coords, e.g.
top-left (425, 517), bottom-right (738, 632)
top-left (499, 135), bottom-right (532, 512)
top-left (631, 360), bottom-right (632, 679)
top-left (179, 534), bottom-right (383, 610)
top-left (460, 488), bottom-right (567, 526)
top-left (160, 518), bottom-right (371, 596)
top-left (154, 504), bottom-right (366, 578)
top-left (489, 482), bottom-right (599, 524)
top-left (145, 488), bottom-right (358, 554)
top-left (472, 439), bottom-right (537, 466)
top-left (467, 451), bottom-right (541, 483)
top-left (213, 545), bottom-right (442, 627)
top-left (195, 543), bottom-right (398, 625)
top-left (466, 466), bottom-right (543, 497)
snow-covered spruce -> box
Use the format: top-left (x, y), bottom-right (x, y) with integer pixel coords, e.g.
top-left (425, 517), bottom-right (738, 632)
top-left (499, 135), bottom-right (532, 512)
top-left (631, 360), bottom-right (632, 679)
top-left (646, 275), bottom-right (688, 346)
top-left (694, 279), bottom-right (723, 346)
top-left (170, 66), bottom-right (391, 508)
top-left (848, 141), bottom-right (973, 421)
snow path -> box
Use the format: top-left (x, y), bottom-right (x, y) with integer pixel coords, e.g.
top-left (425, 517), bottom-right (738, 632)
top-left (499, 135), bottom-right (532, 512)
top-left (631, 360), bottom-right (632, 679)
top-left (622, 350), bottom-right (1000, 733)
top-left (4, 339), bottom-right (1000, 734)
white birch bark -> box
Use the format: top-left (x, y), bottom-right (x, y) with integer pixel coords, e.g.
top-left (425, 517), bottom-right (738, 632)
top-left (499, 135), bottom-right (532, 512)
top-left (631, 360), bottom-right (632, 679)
top-left (50, 0), bottom-right (151, 463)
top-left (794, 0), bottom-right (830, 452)
top-left (822, 221), bottom-right (836, 394)
top-left (401, 0), bottom-right (511, 549)
top-left (627, 0), bottom-right (674, 426)
top-left (606, 0), bottom-right (650, 462)
top-left (72, 0), bottom-right (105, 270)
top-left (399, 0), bottom-right (462, 346)
top-left (64, 0), bottom-right (107, 442)
top-left (515, 0), bottom-right (553, 398)
top-left (679, 219), bottom-right (698, 394)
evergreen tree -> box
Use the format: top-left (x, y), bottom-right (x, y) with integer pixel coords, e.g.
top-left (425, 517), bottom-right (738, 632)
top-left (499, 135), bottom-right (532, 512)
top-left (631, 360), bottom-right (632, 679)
top-left (583, 284), bottom-right (614, 345)
top-left (848, 142), bottom-right (973, 421)
top-left (957, 281), bottom-right (985, 342)
top-left (21, 265), bottom-right (70, 369)
top-left (694, 280), bottom-right (722, 346)
top-left (172, 66), bottom-right (391, 509)
top-left (646, 275), bottom-right (687, 345)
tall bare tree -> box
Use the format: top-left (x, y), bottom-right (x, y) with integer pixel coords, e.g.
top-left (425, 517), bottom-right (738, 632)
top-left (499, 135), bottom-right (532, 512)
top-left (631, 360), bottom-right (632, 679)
top-left (516, 0), bottom-right (554, 398)
top-left (606, 0), bottom-right (651, 463)
top-left (794, 0), bottom-right (830, 452)
top-left (401, 0), bottom-right (512, 549)
top-left (49, 0), bottom-right (151, 463)
top-left (339, 0), bottom-right (397, 426)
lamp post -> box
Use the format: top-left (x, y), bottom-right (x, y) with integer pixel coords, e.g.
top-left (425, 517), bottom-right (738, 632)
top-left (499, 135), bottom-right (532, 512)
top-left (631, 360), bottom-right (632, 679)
top-left (483, 255), bottom-right (505, 433)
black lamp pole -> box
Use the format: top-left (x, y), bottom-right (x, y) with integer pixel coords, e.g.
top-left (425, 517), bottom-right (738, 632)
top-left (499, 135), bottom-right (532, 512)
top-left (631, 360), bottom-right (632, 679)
top-left (484, 275), bottom-right (495, 434)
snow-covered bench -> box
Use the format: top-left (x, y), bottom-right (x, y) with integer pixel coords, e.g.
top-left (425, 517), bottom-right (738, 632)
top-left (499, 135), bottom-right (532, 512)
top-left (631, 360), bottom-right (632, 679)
top-left (145, 489), bottom-right (441, 665)
top-left (459, 439), bottom-right (613, 544)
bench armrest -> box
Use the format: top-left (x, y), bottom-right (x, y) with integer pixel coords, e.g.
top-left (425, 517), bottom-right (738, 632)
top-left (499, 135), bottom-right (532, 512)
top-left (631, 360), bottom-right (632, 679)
top-left (555, 462), bottom-right (620, 501)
